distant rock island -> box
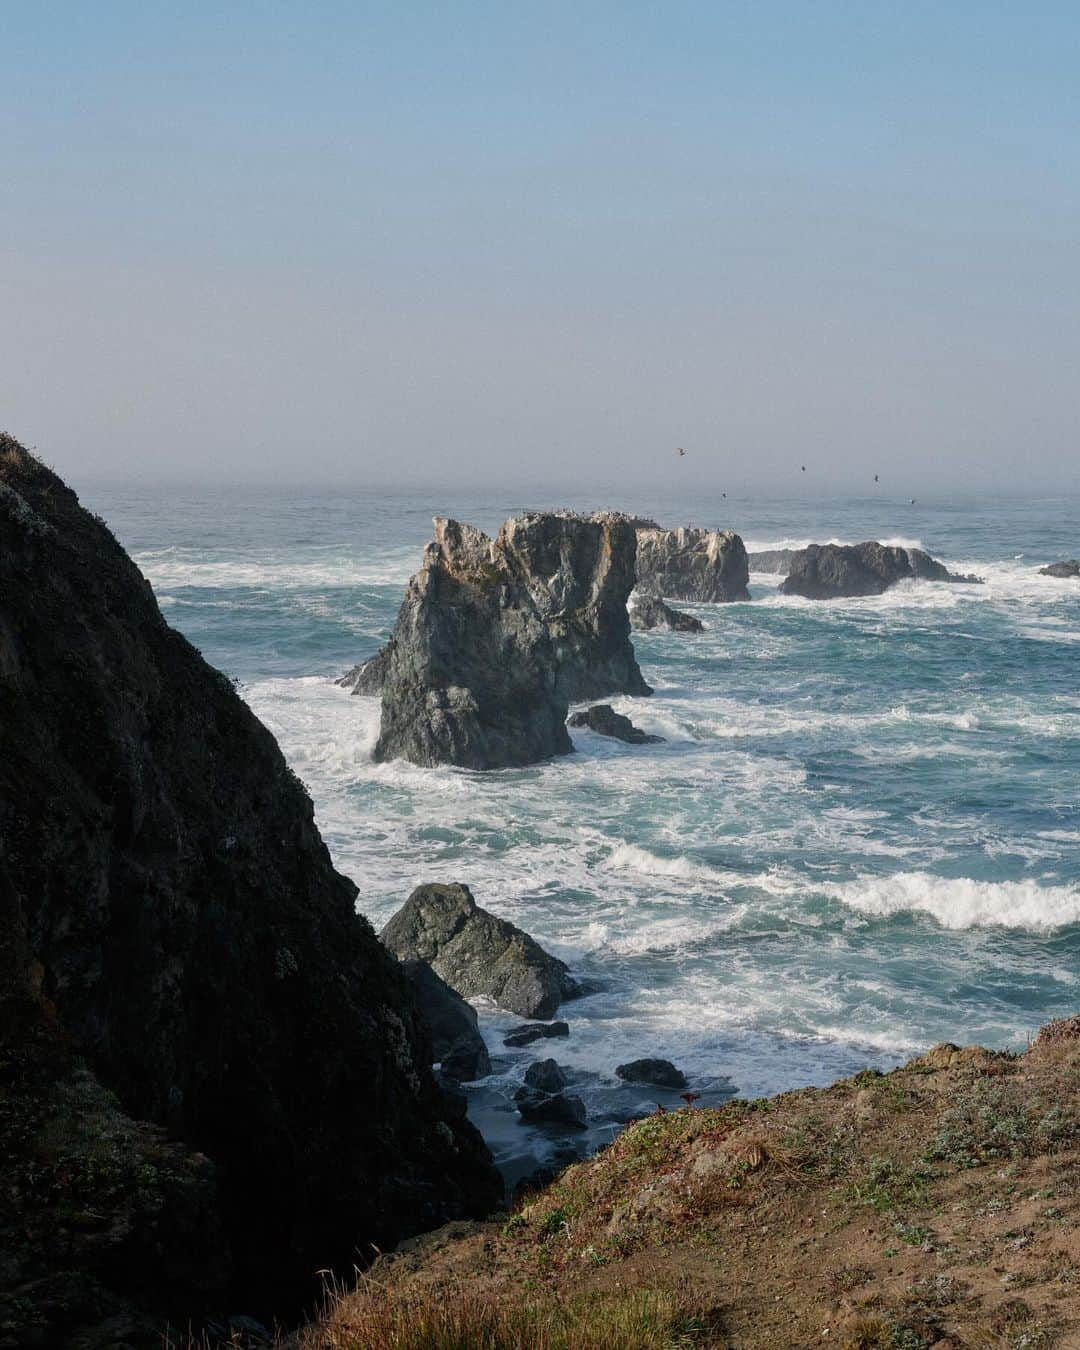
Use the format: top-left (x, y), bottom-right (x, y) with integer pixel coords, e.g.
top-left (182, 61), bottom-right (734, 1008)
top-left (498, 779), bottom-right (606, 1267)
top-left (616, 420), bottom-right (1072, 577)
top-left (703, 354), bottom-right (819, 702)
top-left (368, 513), bottom-right (651, 769)
top-left (780, 542), bottom-right (982, 599)
top-left (1039, 559), bottom-right (1080, 578)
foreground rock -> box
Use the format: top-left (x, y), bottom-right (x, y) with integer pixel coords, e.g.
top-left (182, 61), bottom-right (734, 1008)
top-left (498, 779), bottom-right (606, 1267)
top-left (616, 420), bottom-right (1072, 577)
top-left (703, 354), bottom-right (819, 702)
top-left (568, 704), bottom-right (664, 745)
top-left (0, 437), bottom-right (500, 1344)
top-left (1039, 559), bottom-right (1080, 578)
top-left (514, 1088), bottom-right (588, 1128)
top-left (504, 1021), bottom-right (571, 1048)
top-left (747, 548), bottom-right (797, 574)
top-left (781, 542), bottom-right (982, 598)
top-left (382, 883), bottom-right (580, 1020)
top-left (369, 513), bottom-right (650, 769)
top-left (525, 1058), bottom-right (569, 1092)
top-left (630, 593), bottom-right (705, 632)
top-left (400, 959), bottom-right (492, 1080)
top-left (615, 1058), bottom-right (688, 1089)
top-left (634, 524), bottom-right (750, 601)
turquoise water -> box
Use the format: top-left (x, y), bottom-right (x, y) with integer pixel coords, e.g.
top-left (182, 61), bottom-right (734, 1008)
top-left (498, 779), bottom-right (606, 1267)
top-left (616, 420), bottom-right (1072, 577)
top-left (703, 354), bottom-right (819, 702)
top-left (87, 481), bottom-right (1080, 1166)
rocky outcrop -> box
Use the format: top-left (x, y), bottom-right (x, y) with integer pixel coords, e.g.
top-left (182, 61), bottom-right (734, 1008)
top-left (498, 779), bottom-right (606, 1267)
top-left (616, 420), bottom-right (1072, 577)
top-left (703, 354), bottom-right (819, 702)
top-left (781, 542), bottom-right (982, 599)
top-left (514, 1088), bottom-right (587, 1128)
top-left (337, 645), bottom-right (390, 694)
top-left (630, 594), bottom-right (704, 633)
top-left (382, 883), bottom-right (580, 1020)
top-left (615, 1058), bottom-right (687, 1089)
top-left (634, 525), bottom-right (750, 602)
top-left (524, 1058), bottom-right (568, 1093)
top-left (1039, 559), bottom-right (1080, 578)
top-left (370, 513), bottom-right (650, 769)
top-left (400, 959), bottom-right (492, 1081)
top-left (0, 436), bottom-right (500, 1339)
top-left (747, 548), bottom-right (797, 574)
top-left (567, 704), bottom-right (664, 745)
top-left (504, 1021), bottom-right (571, 1048)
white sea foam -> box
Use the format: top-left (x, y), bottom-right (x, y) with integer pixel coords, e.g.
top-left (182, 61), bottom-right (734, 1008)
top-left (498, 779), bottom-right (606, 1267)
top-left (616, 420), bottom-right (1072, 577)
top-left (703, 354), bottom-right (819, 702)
top-left (827, 872), bottom-right (1080, 932)
top-left (134, 547), bottom-right (417, 592)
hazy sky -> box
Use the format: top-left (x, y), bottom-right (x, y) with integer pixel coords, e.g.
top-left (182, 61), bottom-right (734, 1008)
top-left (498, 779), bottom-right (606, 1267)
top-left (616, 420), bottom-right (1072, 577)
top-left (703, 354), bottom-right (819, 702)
top-left (3, 3), bottom-right (1079, 492)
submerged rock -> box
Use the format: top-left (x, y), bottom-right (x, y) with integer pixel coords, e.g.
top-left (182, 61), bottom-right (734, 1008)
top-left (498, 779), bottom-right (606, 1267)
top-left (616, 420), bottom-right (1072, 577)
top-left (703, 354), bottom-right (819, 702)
top-left (1039, 559), bottom-right (1080, 578)
top-left (634, 525), bottom-right (750, 602)
top-left (514, 1089), bottom-right (588, 1128)
top-left (370, 513), bottom-right (650, 769)
top-left (781, 542), bottom-right (982, 599)
top-left (630, 594), bottom-right (704, 633)
top-left (524, 1058), bottom-right (568, 1093)
top-left (504, 1021), bottom-right (571, 1048)
top-left (567, 704), bottom-right (665, 745)
top-left (615, 1058), bottom-right (688, 1089)
top-left (382, 883), bottom-right (580, 1020)
top-left (0, 435), bottom-right (500, 1341)
top-left (400, 959), bottom-right (492, 1081)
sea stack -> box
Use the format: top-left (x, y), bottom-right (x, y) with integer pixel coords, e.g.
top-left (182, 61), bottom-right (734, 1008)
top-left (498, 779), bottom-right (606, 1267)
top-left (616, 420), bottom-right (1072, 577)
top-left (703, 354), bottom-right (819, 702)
top-left (633, 524), bottom-right (750, 602)
top-left (371, 512), bottom-right (650, 769)
top-left (781, 542), bottom-right (982, 598)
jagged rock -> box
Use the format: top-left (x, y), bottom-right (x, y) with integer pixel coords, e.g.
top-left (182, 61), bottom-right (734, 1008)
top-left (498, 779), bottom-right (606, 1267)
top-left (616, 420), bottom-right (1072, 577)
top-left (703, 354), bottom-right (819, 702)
top-left (781, 542), bottom-right (982, 598)
top-left (0, 436), bottom-right (500, 1338)
top-left (400, 959), bottom-right (492, 1080)
top-left (524, 1058), bottom-right (568, 1093)
top-left (634, 525), bottom-right (750, 602)
top-left (504, 1022), bottom-right (571, 1048)
top-left (382, 883), bottom-right (580, 1020)
top-left (337, 645), bottom-right (390, 694)
top-left (370, 513), bottom-right (650, 769)
top-left (567, 704), bottom-right (664, 745)
top-left (747, 548), bottom-right (797, 574)
top-left (630, 594), bottom-right (704, 633)
top-left (1039, 559), bottom-right (1080, 578)
top-left (514, 1089), bottom-right (588, 1128)
top-left (615, 1058), bottom-right (688, 1089)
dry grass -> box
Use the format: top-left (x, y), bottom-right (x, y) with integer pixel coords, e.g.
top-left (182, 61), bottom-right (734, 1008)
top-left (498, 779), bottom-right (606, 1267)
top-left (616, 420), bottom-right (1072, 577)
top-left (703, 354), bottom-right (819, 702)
top-left (300, 1278), bottom-right (713, 1349)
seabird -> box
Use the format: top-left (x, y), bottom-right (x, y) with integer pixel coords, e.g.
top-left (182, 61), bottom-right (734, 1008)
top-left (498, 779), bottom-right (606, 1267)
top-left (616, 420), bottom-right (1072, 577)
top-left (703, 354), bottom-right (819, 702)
top-left (677, 447), bottom-right (686, 457)
top-left (801, 465), bottom-right (806, 472)
top-left (874, 474), bottom-right (879, 483)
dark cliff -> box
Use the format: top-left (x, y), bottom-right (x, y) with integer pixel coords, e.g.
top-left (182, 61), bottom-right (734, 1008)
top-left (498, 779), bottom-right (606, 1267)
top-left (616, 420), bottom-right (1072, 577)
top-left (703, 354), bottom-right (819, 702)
top-left (0, 436), bottom-right (500, 1341)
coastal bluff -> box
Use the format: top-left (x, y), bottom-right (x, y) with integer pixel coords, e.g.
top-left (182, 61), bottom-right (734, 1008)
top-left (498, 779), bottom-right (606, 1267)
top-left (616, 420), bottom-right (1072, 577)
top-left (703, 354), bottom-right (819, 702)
top-left (0, 436), bottom-right (500, 1345)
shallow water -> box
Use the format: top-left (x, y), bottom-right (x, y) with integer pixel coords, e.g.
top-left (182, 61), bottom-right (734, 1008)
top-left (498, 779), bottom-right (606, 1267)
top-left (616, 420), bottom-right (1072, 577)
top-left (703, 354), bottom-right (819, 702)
top-left (87, 480), bottom-right (1080, 1179)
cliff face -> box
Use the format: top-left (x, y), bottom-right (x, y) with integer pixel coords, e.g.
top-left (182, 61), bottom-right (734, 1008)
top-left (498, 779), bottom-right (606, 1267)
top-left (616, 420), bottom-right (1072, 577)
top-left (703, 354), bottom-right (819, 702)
top-left (634, 526), bottom-right (750, 602)
top-left (0, 436), bottom-right (500, 1337)
top-left (373, 513), bottom-right (650, 769)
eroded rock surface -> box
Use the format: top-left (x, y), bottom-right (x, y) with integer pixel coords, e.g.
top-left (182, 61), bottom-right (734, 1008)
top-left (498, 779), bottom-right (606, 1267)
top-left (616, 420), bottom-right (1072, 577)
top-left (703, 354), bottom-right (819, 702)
top-left (0, 436), bottom-right (500, 1339)
top-left (382, 883), bottom-right (580, 1020)
top-left (634, 525), bottom-right (750, 602)
top-left (370, 513), bottom-right (650, 769)
top-left (630, 594), bottom-right (704, 633)
top-left (1039, 559), bottom-right (1080, 578)
top-left (781, 542), bottom-right (982, 598)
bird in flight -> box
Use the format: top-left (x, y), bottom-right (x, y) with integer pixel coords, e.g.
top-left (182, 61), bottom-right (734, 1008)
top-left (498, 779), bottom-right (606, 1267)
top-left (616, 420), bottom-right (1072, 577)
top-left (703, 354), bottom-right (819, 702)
top-left (677, 447), bottom-right (686, 457)
top-left (801, 464), bottom-right (806, 472)
top-left (874, 474), bottom-right (879, 483)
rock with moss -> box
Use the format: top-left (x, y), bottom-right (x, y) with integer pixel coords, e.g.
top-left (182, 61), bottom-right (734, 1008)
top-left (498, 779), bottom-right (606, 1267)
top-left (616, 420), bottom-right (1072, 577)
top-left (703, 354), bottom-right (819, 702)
top-left (0, 435), bottom-right (501, 1337)
top-left (369, 513), bottom-right (650, 769)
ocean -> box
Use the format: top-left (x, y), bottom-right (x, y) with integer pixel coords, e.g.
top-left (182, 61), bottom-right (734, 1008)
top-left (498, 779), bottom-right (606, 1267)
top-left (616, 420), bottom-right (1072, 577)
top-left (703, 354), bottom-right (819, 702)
top-left (85, 479), bottom-right (1080, 1180)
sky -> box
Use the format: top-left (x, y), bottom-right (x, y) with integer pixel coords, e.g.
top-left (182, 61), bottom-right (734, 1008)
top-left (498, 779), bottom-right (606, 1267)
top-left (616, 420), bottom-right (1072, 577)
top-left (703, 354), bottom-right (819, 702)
top-left (2, 2), bottom-right (1079, 493)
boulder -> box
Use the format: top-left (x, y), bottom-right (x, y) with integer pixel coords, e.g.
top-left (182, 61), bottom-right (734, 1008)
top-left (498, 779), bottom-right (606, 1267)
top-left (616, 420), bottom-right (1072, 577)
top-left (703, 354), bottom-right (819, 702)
top-left (630, 594), bottom-right (704, 633)
top-left (615, 1058), bottom-right (688, 1089)
top-left (634, 525), bottom-right (750, 602)
top-left (400, 959), bottom-right (492, 1080)
top-left (1039, 559), bottom-right (1080, 578)
top-left (567, 704), bottom-right (664, 745)
top-left (370, 513), bottom-right (650, 769)
top-left (337, 645), bottom-right (390, 694)
top-left (0, 436), bottom-right (500, 1341)
top-left (504, 1022), bottom-right (571, 1048)
top-left (524, 1058), bottom-right (568, 1093)
top-left (747, 548), bottom-right (797, 574)
top-left (514, 1089), bottom-right (588, 1128)
top-left (781, 542), bottom-right (982, 598)
top-left (382, 883), bottom-right (580, 1020)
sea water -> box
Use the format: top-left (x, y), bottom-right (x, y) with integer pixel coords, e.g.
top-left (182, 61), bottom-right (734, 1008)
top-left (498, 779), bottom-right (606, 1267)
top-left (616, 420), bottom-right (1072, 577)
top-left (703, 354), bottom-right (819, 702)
top-left (86, 480), bottom-right (1080, 1179)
